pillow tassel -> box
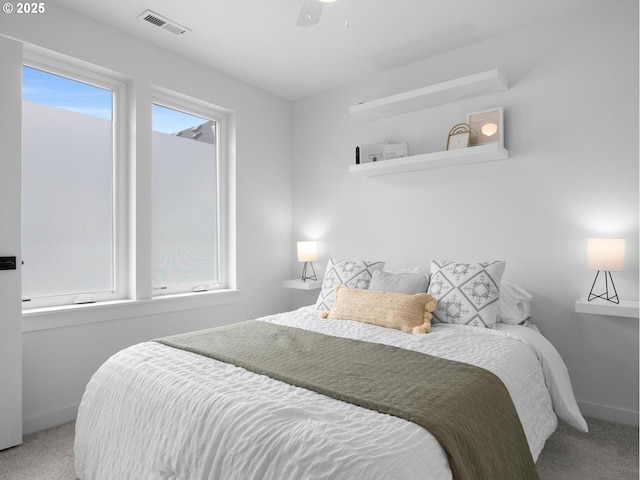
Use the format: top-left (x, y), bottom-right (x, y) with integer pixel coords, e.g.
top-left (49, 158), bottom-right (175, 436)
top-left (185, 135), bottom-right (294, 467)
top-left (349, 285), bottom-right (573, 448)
top-left (412, 295), bottom-right (436, 334)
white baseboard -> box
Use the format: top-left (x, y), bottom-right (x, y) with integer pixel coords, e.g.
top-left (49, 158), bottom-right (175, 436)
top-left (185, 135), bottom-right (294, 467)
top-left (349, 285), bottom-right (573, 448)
top-left (578, 400), bottom-right (639, 427)
top-left (22, 403), bottom-right (79, 435)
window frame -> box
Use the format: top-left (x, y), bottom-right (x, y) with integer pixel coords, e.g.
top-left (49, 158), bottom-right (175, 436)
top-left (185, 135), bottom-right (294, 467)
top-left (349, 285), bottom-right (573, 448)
top-left (21, 52), bottom-right (128, 310)
top-left (20, 48), bottom-right (236, 318)
top-left (151, 88), bottom-right (229, 297)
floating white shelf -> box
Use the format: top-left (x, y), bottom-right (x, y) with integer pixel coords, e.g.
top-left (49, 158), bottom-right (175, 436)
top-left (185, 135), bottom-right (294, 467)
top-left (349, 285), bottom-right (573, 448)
top-left (574, 296), bottom-right (639, 318)
top-left (349, 143), bottom-right (508, 177)
top-left (283, 279), bottom-right (323, 290)
top-left (349, 69), bottom-right (508, 121)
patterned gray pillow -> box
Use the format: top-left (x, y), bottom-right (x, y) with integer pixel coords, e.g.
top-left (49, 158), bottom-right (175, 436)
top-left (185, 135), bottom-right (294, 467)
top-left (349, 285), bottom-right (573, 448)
top-left (315, 259), bottom-right (385, 311)
top-left (427, 260), bottom-right (506, 328)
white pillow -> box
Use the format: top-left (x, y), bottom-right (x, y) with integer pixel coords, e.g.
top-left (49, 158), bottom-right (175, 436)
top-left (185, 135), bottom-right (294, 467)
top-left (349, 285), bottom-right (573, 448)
top-left (497, 280), bottom-right (532, 325)
top-left (315, 258), bottom-right (385, 311)
top-left (369, 270), bottom-right (429, 294)
top-left (428, 260), bottom-right (506, 329)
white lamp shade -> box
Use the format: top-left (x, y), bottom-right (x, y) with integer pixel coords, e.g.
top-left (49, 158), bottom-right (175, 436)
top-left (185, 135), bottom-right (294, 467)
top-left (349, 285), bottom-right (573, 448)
top-left (297, 241), bottom-right (318, 262)
top-left (587, 238), bottom-right (625, 271)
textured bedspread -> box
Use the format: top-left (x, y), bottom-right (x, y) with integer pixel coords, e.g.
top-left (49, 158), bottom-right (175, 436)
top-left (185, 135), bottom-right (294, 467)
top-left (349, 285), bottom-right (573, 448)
top-left (75, 307), bottom-right (586, 480)
top-left (157, 320), bottom-right (538, 480)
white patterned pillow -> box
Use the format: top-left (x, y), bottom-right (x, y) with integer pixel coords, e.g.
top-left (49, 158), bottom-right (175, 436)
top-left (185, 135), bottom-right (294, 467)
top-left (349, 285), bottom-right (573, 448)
top-left (427, 260), bottom-right (506, 328)
top-left (315, 259), bottom-right (385, 311)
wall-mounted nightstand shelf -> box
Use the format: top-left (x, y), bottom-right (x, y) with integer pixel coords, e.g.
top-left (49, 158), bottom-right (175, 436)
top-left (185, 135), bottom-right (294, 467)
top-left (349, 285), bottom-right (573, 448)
top-left (283, 279), bottom-right (323, 290)
top-left (574, 296), bottom-right (639, 318)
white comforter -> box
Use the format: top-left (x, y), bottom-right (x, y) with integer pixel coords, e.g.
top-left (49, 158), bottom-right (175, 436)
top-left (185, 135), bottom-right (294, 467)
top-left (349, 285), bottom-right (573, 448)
top-left (75, 307), bottom-right (587, 480)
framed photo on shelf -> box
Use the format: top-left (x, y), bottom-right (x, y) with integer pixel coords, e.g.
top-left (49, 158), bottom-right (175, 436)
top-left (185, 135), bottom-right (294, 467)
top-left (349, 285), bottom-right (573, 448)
top-left (383, 143), bottom-right (408, 160)
top-left (359, 142), bottom-right (388, 163)
top-left (467, 107), bottom-right (503, 147)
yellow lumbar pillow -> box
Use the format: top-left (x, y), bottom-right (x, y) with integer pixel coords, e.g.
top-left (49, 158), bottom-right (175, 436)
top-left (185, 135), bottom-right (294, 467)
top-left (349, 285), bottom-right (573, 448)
top-left (325, 286), bottom-right (437, 334)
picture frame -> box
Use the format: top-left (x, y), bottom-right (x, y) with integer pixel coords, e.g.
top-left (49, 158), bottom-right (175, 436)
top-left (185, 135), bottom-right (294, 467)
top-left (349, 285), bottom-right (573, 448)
top-left (467, 107), bottom-right (503, 147)
top-left (383, 143), bottom-right (408, 160)
top-left (358, 142), bottom-right (388, 163)
top-left (446, 123), bottom-right (471, 150)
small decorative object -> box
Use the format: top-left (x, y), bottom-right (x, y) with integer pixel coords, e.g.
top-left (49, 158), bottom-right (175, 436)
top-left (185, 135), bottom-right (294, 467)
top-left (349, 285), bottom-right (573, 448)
top-left (383, 143), bottom-right (408, 160)
top-left (587, 238), bottom-right (625, 304)
top-left (355, 146), bottom-right (360, 164)
top-left (297, 241), bottom-right (318, 282)
top-left (467, 107), bottom-right (503, 147)
top-left (359, 142), bottom-right (388, 163)
top-left (446, 123), bottom-right (471, 150)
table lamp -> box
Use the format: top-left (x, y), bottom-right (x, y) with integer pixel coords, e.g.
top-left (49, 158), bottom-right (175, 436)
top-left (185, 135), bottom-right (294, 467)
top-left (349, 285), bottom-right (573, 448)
top-left (297, 241), bottom-right (318, 282)
top-left (587, 238), bottom-right (625, 304)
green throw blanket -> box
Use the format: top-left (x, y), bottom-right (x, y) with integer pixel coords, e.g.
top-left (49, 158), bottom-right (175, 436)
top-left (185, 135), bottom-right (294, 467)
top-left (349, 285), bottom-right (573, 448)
top-left (156, 320), bottom-right (538, 480)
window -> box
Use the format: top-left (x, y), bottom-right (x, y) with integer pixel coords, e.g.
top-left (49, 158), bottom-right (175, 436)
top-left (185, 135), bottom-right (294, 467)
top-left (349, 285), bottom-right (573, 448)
top-left (21, 62), bottom-right (125, 308)
top-left (151, 98), bottom-right (222, 295)
top-left (20, 51), bottom-right (232, 312)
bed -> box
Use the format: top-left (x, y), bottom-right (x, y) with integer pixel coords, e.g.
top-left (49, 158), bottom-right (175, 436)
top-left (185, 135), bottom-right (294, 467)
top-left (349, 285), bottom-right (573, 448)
top-left (74, 260), bottom-right (588, 480)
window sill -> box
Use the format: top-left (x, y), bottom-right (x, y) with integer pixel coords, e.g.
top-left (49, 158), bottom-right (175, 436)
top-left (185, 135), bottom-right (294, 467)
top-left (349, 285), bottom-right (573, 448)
top-left (22, 289), bottom-right (241, 332)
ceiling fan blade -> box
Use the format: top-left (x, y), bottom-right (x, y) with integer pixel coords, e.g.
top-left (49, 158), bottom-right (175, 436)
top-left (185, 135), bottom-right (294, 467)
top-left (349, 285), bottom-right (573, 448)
top-left (296, 0), bottom-right (323, 27)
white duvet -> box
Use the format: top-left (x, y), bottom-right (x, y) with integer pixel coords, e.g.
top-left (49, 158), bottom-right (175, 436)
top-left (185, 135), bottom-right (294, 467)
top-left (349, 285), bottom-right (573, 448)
top-left (75, 307), bottom-right (587, 480)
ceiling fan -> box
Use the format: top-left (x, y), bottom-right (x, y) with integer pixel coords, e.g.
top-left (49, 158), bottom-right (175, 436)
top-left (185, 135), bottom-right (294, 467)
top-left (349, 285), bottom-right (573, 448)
top-left (297, 0), bottom-right (346, 27)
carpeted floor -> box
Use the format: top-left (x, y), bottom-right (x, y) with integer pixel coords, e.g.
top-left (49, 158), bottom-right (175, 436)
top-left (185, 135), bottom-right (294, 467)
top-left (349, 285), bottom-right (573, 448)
top-left (0, 416), bottom-right (637, 479)
top-left (0, 421), bottom-right (76, 480)
top-left (536, 417), bottom-right (638, 480)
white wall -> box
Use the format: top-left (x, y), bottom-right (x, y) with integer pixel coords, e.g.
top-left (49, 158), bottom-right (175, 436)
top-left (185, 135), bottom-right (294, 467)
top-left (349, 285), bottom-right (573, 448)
top-left (292, 0), bottom-right (639, 425)
top-left (0, 3), bottom-right (293, 433)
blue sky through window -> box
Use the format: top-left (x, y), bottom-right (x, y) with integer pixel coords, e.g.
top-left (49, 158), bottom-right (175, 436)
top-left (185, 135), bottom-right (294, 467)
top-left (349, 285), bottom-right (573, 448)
top-left (152, 104), bottom-right (209, 135)
top-left (22, 66), bottom-right (208, 135)
top-left (22, 66), bottom-right (113, 121)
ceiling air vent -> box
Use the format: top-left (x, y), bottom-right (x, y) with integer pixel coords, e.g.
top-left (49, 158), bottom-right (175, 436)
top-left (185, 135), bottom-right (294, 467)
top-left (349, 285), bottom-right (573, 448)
top-left (137, 9), bottom-right (190, 36)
